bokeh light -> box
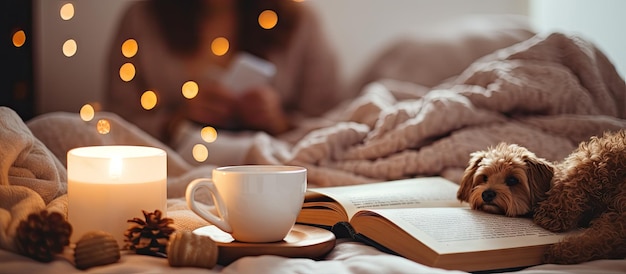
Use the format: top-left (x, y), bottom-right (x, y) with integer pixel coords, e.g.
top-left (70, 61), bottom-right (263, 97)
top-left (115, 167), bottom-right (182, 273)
top-left (182, 81), bottom-right (199, 99)
top-left (119, 62), bottom-right (136, 82)
top-left (141, 90), bottom-right (158, 110)
top-left (62, 39), bottom-right (77, 57)
top-left (96, 119), bottom-right (111, 134)
top-left (192, 144), bottom-right (209, 162)
top-left (121, 39), bottom-right (138, 58)
top-left (201, 126), bottom-right (218, 143)
top-left (80, 104), bottom-right (95, 121)
top-left (60, 3), bottom-right (75, 20)
top-left (258, 10), bottom-right (278, 29)
top-left (211, 37), bottom-right (229, 56)
top-left (12, 30), bottom-right (26, 47)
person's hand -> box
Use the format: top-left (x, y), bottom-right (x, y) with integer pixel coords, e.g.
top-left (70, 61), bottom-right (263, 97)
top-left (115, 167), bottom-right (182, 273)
top-left (184, 80), bottom-right (238, 128)
top-left (237, 86), bottom-right (290, 135)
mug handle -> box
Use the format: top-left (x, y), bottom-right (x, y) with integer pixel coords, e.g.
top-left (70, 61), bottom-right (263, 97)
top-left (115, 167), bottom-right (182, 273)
top-left (185, 178), bottom-right (233, 233)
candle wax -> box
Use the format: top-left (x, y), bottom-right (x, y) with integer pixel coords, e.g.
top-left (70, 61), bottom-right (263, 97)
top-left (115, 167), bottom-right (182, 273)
top-left (68, 179), bottom-right (167, 246)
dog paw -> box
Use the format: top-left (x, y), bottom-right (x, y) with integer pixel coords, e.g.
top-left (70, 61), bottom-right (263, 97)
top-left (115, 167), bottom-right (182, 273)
top-left (533, 213), bottom-right (569, 232)
top-left (542, 244), bottom-right (587, 264)
top-left (533, 206), bottom-right (577, 232)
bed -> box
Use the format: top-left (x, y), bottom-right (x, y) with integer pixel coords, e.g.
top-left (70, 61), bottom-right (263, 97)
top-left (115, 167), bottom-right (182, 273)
top-left (2, 16), bottom-right (625, 273)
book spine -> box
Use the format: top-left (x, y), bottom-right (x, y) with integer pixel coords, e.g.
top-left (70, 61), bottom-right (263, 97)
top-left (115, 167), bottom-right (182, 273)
top-left (330, 222), bottom-right (358, 239)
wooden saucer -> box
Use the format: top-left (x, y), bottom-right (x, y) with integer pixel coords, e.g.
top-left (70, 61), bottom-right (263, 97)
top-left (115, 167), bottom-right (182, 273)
top-left (193, 224), bottom-right (336, 265)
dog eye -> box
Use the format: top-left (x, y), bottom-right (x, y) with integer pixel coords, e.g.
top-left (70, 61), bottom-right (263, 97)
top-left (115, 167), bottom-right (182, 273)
top-left (482, 175), bottom-right (488, 182)
top-left (505, 176), bottom-right (519, 186)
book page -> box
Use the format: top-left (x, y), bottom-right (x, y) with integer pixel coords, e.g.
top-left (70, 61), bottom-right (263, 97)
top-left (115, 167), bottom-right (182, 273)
top-left (361, 207), bottom-right (566, 254)
top-left (309, 177), bottom-right (466, 220)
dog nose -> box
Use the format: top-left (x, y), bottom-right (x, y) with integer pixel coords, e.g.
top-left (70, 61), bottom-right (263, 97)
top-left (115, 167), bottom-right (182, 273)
top-left (482, 190), bottom-right (496, 202)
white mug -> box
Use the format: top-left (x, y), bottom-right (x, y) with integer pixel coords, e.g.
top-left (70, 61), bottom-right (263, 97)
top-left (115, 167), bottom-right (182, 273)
top-left (186, 165), bottom-right (307, 243)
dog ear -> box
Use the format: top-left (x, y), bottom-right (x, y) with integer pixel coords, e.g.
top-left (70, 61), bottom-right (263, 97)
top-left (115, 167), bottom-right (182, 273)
top-left (524, 156), bottom-right (554, 207)
top-left (457, 151), bottom-right (484, 202)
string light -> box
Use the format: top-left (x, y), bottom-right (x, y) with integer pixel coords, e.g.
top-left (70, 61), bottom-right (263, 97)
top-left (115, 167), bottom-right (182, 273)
top-left (211, 37), bottom-right (229, 56)
top-left (258, 10), bottom-right (278, 29)
top-left (192, 144), bottom-right (209, 162)
top-left (79, 104), bottom-right (95, 121)
top-left (82, 4), bottom-right (290, 138)
top-left (201, 126), bottom-right (218, 143)
top-left (141, 90), bottom-right (158, 110)
top-left (96, 119), bottom-right (111, 134)
top-left (182, 81), bottom-right (199, 99)
top-left (60, 3), bottom-right (75, 20)
top-left (119, 62), bottom-right (136, 82)
top-left (12, 30), bottom-right (26, 47)
top-left (62, 39), bottom-right (77, 57)
top-left (121, 39), bottom-right (138, 58)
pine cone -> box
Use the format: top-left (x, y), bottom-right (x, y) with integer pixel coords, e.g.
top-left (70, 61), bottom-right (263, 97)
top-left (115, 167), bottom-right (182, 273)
top-left (124, 209), bottom-right (175, 256)
top-left (15, 210), bottom-right (72, 262)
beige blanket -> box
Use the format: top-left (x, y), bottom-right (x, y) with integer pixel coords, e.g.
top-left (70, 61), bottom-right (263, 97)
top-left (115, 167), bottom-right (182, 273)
top-left (246, 33), bottom-right (626, 186)
top-left (0, 107), bottom-right (68, 252)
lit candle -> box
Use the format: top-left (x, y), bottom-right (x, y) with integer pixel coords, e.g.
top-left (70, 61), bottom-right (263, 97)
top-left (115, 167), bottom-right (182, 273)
top-left (67, 146), bottom-right (167, 246)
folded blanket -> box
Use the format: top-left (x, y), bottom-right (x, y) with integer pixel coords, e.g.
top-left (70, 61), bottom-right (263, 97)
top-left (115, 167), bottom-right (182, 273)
top-left (246, 33), bottom-right (626, 186)
top-left (0, 107), bottom-right (67, 252)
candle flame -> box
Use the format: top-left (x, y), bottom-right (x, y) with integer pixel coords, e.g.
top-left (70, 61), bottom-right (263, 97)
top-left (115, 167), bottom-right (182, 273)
top-left (109, 157), bottom-right (123, 179)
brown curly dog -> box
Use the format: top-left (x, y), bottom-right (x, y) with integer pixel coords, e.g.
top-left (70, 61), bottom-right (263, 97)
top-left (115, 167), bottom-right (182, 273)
top-left (457, 130), bottom-right (626, 264)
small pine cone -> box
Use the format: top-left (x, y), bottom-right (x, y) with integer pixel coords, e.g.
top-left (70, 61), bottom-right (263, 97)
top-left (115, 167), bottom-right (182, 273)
top-left (15, 210), bottom-right (72, 262)
top-left (124, 209), bottom-right (175, 256)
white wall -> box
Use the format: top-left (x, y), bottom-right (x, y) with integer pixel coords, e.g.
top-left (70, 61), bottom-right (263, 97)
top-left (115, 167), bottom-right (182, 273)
top-left (529, 0), bottom-right (625, 78)
top-left (305, 0), bottom-right (528, 88)
top-left (34, 0), bottom-right (530, 115)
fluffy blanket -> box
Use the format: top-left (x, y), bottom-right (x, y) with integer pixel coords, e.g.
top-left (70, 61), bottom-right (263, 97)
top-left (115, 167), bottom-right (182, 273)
top-left (246, 32), bottom-right (626, 186)
top-left (0, 107), bottom-right (68, 253)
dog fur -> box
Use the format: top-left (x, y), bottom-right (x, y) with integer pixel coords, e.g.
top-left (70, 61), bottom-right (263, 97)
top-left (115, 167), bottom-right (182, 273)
top-left (457, 130), bottom-right (626, 264)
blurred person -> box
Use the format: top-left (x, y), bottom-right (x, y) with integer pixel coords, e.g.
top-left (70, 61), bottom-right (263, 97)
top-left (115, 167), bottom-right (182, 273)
top-left (105, 0), bottom-right (342, 165)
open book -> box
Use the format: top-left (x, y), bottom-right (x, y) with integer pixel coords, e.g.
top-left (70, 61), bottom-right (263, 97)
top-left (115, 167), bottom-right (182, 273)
top-left (297, 177), bottom-right (569, 272)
